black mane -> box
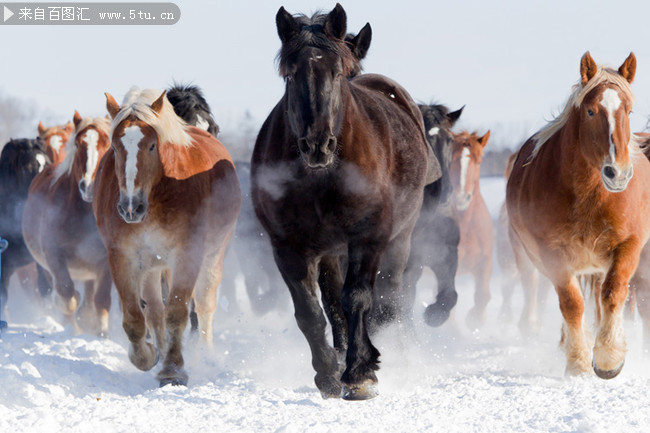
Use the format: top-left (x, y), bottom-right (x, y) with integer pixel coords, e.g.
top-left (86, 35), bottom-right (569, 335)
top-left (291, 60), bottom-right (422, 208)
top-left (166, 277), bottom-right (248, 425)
top-left (167, 83), bottom-right (219, 137)
top-left (0, 138), bottom-right (48, 195)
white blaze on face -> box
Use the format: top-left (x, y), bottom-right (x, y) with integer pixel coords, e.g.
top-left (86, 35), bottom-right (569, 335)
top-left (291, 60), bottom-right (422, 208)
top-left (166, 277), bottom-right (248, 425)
top-left (428, 127), bottom-right (440, 137)
top-left (459, 147), bottom-right (471, 195)
top-left (601, 88), bottom-right (622, 164)
top-left (122, 126), bottom-right (144, 197)
top-left (49, 135), bottom-right (63, 154)
top-left (35, 154), bottom-right (46, 172)
top-left (82, 129), bottom-right (99, 187)
top-left (195, 114), bottom-right (210, 131)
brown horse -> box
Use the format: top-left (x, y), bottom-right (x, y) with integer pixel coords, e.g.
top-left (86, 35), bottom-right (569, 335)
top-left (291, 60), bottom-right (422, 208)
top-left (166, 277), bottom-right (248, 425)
top-left (38, 121), bottom-right (74, 165)
top-left (251, 5), bottom-right (429, 400)
top-left (94, 88), bottom-right (240, 387)
top-left (450, 130), bottom-right (494, 328)
top-left (23, 112), bottom-right (113, 335)
top-left (507, 52), bottom-right (650, 379)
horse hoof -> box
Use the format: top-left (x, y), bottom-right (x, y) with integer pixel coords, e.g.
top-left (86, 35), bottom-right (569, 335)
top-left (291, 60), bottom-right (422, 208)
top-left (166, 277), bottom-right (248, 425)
top-left (159, 377), bottom-right (188, 387)
top-left (315, 374), bottom-right (342, 399)
top-left (129, 343), bottom-right (159, 371)
top-left (341, 380), bottom-right (378, 401)
top-left (157, 364), bottom-right (189, 387)
top-left (424, 304), bottom-right (450, 327)
top-left (592, 358), bottom-right (624, 380)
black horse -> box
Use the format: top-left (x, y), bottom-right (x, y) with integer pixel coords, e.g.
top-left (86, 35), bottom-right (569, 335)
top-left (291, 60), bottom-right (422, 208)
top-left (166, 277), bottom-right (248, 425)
top-left (252, 4), bottom-right (430, 400)
top-left (167, 83), bottom-right (220, 137)
top-left (402, 104), bottom-right (464, 327)
top-left (0, 138), bottom-right (52, 320)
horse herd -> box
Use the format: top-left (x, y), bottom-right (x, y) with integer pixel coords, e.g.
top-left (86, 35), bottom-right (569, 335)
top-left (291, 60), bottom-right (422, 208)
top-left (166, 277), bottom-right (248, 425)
top-left (2, 3), bottom-right (650, 400)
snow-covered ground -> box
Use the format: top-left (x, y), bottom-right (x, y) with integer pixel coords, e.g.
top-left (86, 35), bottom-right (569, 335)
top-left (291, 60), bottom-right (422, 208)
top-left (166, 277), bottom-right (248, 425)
top-left (2, 177), bottom-right (649, 433)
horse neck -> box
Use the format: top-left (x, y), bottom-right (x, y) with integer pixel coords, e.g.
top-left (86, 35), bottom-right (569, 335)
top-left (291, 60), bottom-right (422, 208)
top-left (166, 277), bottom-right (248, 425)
top-left (554, 119), bottom-right (605, 195)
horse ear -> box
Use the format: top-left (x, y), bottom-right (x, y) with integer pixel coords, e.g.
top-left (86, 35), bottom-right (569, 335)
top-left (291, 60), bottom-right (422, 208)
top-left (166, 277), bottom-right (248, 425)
top-left (325, 3), bottom-right (347, 40)
top-left (150, 90), bottom-right (167, 115)
top-left (479, 130), bottom-right (490, 147)
top-left (38, 121), bottom-right (46, 135)
top-left (73, 110), bottom-right (82, 129)
top-left (580, 51), bottom-right (598, 85)
top-left (276, 6), bottom-right (299, 44)
top-left (447, 106), bottom-right (464, 126)
top-left (105, 93), bottom-right (121, 119)
top-left (618, 52), bottom-right (636, 84)
top-left (349, 23), bottom-right (372, 60)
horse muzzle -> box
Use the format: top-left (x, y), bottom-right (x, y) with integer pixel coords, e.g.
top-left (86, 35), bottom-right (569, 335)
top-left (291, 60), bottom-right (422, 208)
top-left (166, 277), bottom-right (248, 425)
top-left (455, 192), bottom-right (473, 211)
top-left (298, 136), bottom-right (337, 169)
top-left (601, 163), bottom-right (633, 192)
top-left (78, 179), bottom-right (93, 203)
top-left (117, 193), bottom-right (148, 224)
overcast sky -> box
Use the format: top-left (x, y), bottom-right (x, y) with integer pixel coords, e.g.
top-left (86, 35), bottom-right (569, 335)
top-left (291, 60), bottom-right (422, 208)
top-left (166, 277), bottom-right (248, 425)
top-left (2, 0), bottom-right (650, 147)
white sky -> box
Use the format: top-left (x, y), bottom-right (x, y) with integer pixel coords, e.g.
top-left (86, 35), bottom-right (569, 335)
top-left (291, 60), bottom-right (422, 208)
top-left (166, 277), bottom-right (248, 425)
top-left (2, 0), bottom-right (650, 146)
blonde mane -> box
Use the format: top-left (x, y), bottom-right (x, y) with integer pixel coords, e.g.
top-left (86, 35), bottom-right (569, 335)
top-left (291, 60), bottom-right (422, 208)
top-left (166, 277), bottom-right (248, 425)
top-left (52, 116), bottom-right (111, 185)
top-left (109, 86), bottom-right (193, 148)
top-left (530, 66), bottom-right (635, 160)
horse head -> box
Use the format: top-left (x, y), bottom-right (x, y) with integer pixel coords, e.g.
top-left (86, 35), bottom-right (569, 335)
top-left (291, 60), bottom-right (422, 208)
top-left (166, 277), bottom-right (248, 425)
top-left (105, 88), bottom-right (193, 224)
top-left (450, 130), bottom-right (489, 211)
top-left (577, 52), bottom-right (636, 192)
top-left (276, 3), bottom-right (358, 170)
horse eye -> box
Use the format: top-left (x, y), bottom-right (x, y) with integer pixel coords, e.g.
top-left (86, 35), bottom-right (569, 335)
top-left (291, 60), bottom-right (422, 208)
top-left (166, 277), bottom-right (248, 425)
top-left (587, 109), bottom-right (594, 117)
top-left (149, 144), bottom-right (155, 152)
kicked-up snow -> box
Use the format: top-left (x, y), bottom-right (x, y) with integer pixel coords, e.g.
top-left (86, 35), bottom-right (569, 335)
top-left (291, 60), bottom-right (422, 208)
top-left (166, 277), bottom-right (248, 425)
top-left (1, 177), bottom-right (649, 433)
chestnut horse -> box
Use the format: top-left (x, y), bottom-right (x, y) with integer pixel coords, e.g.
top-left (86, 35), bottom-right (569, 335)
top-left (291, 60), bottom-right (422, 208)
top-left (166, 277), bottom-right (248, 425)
top-left (38, 121), bottom-right (74, 165)
top-left (251, 5), bottom-right (429, 400)
top-left (23, 112), bottom-right (113, 335)
top-left (507, 52), bottom-right (650, 379)
top-left (94, 88), bottom-right (240, 387)
top-left (450, 130), bottom-right (494, 328)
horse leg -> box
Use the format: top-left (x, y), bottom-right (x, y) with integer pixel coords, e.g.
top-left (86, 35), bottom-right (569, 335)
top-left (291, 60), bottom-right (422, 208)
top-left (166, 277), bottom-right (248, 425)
top-left (193, 245), bottom-right (229, 347)
top-left (0, 261), bottom-right (17, 321)
top-left (42, 250), bottom-right (80, 328)
top-left (593, 239), bottom-right (642, 379)
top-left (372, 227), bottom-right (416, 333)
top-left (510, 226), bottom-right (540, 335)
top-left (93, 267), bottom-right (112, 337)
top-left (36, 264), bottom-right (52, 298)
top-left (340, 243), bottom-right (384, 401)
top-left (108, 251), bottom-right (158, 372)
top-left (140, 269), bottom-right (167, 360)
top-left (318, 255), bottom-right (347, 362)
top-left (76, 280), bottom-right (98, 334)
top-left (466, 259), bottom-right (492, 329)
top-left (556, 275), bottom-right (592, 375)
top-left (157, 257), bottom-right (202, 387)
top-left (275, 246), bottom-right (341, 399)
top-left (424, 216), bottom-right (460, 327)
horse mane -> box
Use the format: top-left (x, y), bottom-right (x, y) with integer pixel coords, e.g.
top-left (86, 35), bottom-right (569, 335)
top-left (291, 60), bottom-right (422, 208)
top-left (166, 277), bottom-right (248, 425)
top-left (454, 130), bottom-right (487, 161)
top-left (166, 83), bottom-right (220, 137)
top-left (52, 116), bottom-right (111, 185)
top-left (276, 12), bottom-right (358, 78)
top-left (530, 66), bottom-right (636, 160)
top-left (0, 138), bottom-right (47, 190)
top-left (109, 86), bottom-right (193, 148)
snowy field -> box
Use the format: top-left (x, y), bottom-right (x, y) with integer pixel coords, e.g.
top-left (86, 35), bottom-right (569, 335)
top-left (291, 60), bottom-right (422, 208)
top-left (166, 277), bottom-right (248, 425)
top-left (2, 177), bottom-right (650, 433)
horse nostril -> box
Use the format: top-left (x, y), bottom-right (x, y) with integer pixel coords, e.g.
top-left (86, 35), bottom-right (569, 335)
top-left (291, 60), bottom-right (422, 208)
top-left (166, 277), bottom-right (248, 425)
top-left (298, 138), bottom-right (310, 154)
top-left (135, 203), bottom-right (145, 215)
top-left (603, 166), bottom-right (617, 180)
top-left (117, 203), bottom-right (125, 216)
top-left (326, 137), bottom-right (336, 154)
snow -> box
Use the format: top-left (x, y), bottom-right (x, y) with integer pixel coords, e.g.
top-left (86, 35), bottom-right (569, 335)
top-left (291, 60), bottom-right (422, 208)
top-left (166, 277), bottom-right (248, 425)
top-left (2, 177), bottom-right (650, 433)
